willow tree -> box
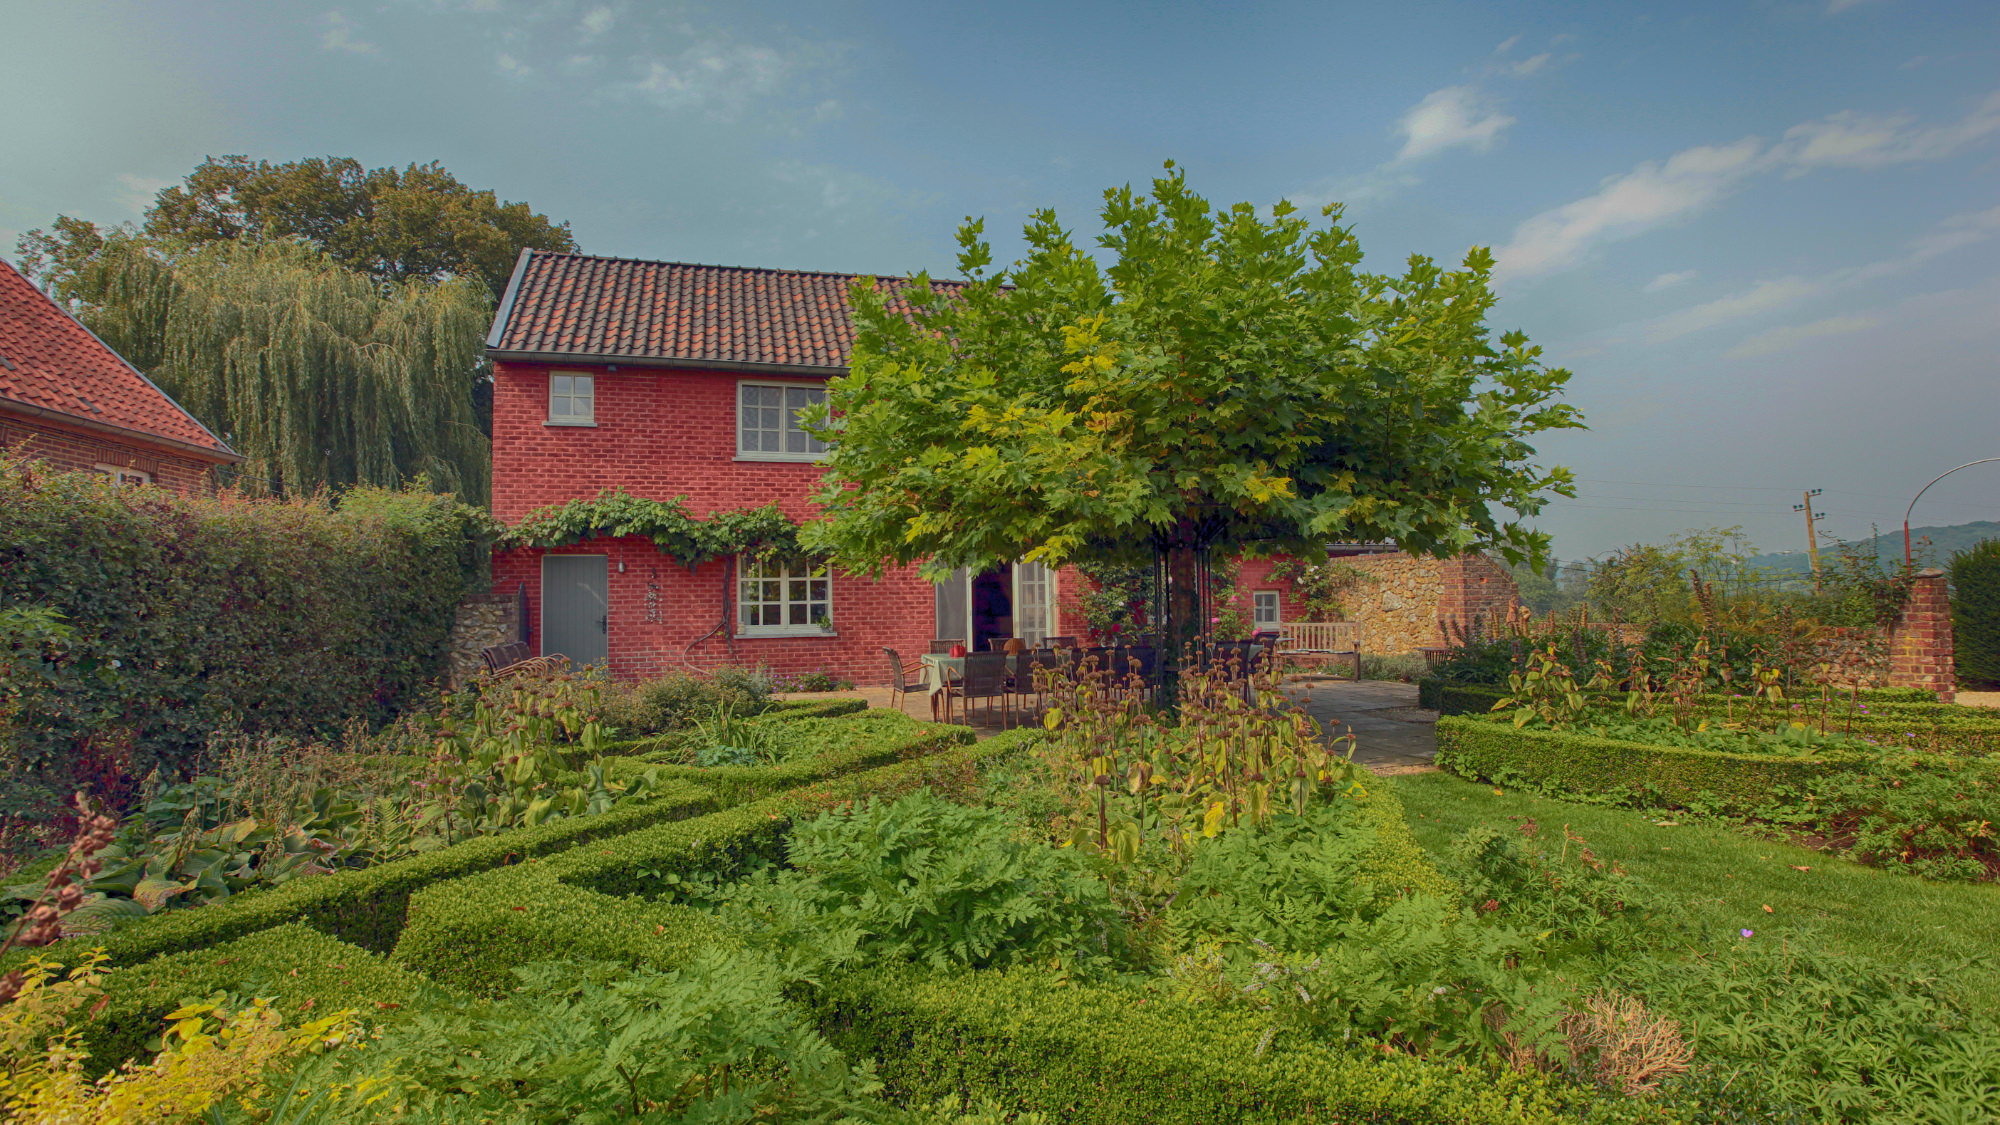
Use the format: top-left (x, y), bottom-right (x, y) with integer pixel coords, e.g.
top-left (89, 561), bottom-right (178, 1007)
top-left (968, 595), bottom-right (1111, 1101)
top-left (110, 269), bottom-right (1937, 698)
top-left (809, 164), bottom-right (1581, 650)
top-left (74, 238), bottom-right (490, 503)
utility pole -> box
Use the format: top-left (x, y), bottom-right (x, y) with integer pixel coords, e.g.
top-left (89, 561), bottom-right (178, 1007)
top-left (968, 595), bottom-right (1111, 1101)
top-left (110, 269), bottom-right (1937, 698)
top-left (1793, 489), bottom-right (1825, 592)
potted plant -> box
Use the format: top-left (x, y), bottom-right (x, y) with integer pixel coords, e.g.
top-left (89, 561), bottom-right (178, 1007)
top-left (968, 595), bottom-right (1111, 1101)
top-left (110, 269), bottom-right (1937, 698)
top-left (812, 611), bottom-right (836, 634)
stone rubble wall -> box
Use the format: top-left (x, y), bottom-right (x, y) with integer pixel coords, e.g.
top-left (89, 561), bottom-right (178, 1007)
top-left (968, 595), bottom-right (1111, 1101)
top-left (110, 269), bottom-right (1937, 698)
top-left (448, 591), bottom-right (522, 689)
top-left (1338, 551), bottom-right (1524, 654)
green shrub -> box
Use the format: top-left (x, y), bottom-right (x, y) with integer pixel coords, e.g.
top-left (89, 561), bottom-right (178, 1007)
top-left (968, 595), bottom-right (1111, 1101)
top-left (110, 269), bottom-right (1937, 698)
top-left (726, 793), bottom-right (1125, 972)
top-left (620, 710), bottom-right (972, 806)
top-left (809, 966), bottom-right (1595, 1125)
top-left (1434, 715), bottom-right (1858, 815)
top-left (0, 461), bottom-right (492, 780)
top-left (599, 665), bottom-right (776, 737)
top-left (293, 955), bottom-right (910, 1124)
top-left (392, 730), bottom-right (1042, 994)
top-left (1953, 539), bottom-right (2000, 691)
top-left (83, 922), bottom-right (445, 1073)
top-left (2, 772), bottom-right (716, 975)
top-left (1620, 940), bottom-right (2000, 1123)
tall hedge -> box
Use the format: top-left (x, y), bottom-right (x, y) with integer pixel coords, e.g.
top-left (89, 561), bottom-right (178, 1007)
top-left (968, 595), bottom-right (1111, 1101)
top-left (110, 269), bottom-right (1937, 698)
top-left (1952, 539), bottom-right (2000, 691)
top-left (0, 459), bottom-right (493, 780)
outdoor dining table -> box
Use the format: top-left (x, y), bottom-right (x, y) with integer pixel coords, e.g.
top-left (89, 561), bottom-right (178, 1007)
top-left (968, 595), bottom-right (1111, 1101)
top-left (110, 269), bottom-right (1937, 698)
top-left (916, 651), bottom-right (1026, 720)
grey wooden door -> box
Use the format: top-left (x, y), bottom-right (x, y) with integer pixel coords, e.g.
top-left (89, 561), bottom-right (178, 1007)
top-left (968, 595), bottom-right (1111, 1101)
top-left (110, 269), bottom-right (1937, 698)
top-left (542, 555), bottom-right (609, 668)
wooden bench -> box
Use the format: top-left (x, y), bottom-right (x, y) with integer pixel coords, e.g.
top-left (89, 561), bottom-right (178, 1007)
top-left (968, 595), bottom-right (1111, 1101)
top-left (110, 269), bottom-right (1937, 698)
top-left (481, 641), bottom-right (562, 680)
top-left (1275, 621), bottom-right (1362, 679)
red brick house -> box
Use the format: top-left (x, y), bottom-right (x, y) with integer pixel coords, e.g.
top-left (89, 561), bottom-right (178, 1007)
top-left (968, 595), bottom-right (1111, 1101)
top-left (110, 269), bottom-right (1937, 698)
top-left (0, 258), bottom-right (238, 489)
top-left (485, 250), bottom-right (1144, 681)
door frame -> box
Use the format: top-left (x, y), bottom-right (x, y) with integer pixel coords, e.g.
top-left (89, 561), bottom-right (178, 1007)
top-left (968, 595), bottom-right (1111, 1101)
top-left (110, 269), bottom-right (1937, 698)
top-left (540, 553), bottom-right (610, 666)
top-left (936, 561), bottom-right (1059, 645)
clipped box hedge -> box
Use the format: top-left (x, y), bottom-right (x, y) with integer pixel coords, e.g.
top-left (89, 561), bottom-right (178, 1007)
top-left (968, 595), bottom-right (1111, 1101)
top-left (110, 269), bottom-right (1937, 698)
top-left (393, 729), bottom-right (1041, 995)
top-left (1433, 715), bottom-right (1867, 814)
top-left (4, 774), bottom-right (718, 976)
top-left (592, 696), bottom-right (873, 757)
top-left (616, 711), bottom-right (976, 804)
top-left (809, 966), bottom-right (1590, 1125)
top-left (82, 922), bottom-right (445, 1073)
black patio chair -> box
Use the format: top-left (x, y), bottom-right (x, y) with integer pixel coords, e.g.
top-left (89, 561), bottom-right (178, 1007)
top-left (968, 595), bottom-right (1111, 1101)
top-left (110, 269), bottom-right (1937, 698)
top-left (882, 647), bottom-right (925, 712)
top-left (944, 652), bottom-right (1013, 726)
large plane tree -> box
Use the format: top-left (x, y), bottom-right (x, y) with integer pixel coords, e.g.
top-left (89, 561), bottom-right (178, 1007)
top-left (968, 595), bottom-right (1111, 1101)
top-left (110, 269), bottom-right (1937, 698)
top-left (809, 164), bottom-right (1583, 649)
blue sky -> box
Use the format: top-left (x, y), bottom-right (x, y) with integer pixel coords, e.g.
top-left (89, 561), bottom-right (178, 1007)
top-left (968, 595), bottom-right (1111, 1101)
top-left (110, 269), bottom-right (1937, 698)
top-left (2, 0), bottom-right (1995, 560)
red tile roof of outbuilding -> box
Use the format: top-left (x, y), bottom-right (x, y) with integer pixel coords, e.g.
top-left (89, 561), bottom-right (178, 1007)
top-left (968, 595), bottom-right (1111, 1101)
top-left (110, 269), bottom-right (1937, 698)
top-left (0, 258), bottom-right (236, 460)
top-left (486, 250), bottom-right (954, 370)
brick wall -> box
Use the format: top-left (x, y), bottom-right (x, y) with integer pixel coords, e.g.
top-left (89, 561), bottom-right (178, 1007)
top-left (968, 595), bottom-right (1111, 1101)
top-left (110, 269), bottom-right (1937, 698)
top-left (0, 417), bottom-right (219, 491)
top-left (1887, 567), bottom-right (1955, 702)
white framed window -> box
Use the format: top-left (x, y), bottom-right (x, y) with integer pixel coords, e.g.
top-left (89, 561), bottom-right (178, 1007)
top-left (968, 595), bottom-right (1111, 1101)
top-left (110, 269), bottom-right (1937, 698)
top-left (737, 558), bottom-right (832, 636)
top-left (95, 464), bottom-right (151, 487)
top-left (1253, 591), bottom-right (1281, 629)
top-left (548, 372), bottom-right (595, 425)
top-left (737, 381), bottom-right (827, 461)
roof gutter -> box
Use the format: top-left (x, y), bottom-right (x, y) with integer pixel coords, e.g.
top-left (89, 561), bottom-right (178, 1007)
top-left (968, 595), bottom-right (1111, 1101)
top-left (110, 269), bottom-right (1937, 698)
top-left (483, 348), bottom-right (847, 379)
top-left (0, 397), bottom-right (244, 464)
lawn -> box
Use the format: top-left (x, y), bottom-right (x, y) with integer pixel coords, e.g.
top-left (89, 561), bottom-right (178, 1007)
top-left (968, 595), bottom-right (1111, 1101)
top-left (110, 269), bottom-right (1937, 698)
top-left (1393, 769), bottom-right (2000, 1010)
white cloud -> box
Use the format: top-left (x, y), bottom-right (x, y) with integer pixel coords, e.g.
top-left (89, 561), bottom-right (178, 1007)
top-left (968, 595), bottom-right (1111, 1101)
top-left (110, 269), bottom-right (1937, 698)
top-left (1496, 91), bottom-right (2000, 280)
top-left (1725, 314), bottom-right (1881, 359)
top-left (579, 5), bottom-right (613, 37)
top-left (497, 52), bottom-right (530, 77)
top-left (1495, 35), bottom-right (1521, 54)
top-left (1780, 91), bottom-right (2000, 172)
top-left (113, 173), bottom-right (174, 216)
top-left (1396, 86), bottom-right (1515, 161)
top-left (320, 10), bottom-right (376, 54)
top-left (1646, 277), bottom-right (1823, 343)
top-left (1639, 205), bottom-right (2000, 343)
top-left (1495, 137), bottom-right (1766, 280)
top-left (1825, 0), bottom-right (1883, 13)
top-left (1644, 269), bottom-right (1698, 292)
top-left (630, 41), bottom-right (788, 114)
top-left (1510, 53), bottom-right (1551, 77)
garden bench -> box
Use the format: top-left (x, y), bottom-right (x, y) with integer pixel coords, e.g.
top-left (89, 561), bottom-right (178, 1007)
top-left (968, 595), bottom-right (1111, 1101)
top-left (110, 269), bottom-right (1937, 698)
top-left (1276, 621), bottom-right (1363, 679)
top-left (481, 641), bottom-right (561, 679)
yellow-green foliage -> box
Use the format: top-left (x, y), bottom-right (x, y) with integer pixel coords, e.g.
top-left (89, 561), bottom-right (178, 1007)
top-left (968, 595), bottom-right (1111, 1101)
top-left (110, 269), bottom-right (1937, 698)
top-left (0, 948), bottom-right (360, 1124)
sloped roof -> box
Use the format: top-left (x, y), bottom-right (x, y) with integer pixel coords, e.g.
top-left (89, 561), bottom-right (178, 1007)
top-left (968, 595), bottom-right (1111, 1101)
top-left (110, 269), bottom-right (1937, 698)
top-left (486, 250), bottom-right (954, 371)
top-left (0, 258), bottom-right (236, 461)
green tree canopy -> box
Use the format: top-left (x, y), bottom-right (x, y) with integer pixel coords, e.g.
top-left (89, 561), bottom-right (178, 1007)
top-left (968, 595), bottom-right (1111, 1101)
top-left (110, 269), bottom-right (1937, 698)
top-left (19, 155), bottom-right (575, 296)
top-left (808, 165), bottom-right (1581, 585)
top-left (71, 238), bottom-right (491, 503)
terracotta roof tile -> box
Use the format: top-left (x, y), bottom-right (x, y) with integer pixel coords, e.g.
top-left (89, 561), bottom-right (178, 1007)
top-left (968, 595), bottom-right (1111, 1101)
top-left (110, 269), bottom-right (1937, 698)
top-left (487, 251), bottom-right (954, 369)
top-left (0, 258), bottom-right (234, 458)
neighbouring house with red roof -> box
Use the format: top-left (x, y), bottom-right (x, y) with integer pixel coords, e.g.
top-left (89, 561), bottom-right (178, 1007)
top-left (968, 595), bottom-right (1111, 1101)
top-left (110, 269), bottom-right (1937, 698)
top-left (483, 249), bottom-right (1518, 683)
top-left (0, 258), bottom-right (238, 489)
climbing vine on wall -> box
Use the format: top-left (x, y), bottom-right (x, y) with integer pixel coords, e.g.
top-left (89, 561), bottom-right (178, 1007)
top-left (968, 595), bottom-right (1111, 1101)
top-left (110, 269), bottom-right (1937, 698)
top-left (503, 489), bottom-right (812, 569)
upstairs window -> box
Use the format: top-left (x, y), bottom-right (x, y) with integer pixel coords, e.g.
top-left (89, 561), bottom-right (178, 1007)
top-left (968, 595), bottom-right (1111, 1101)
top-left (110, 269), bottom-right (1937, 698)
top-left (738, 382), bottom-right (827, 460)
top-left (549, 372), bottom-right (594, 425)
top-left (1253, 591), bottom-right (1281, 629)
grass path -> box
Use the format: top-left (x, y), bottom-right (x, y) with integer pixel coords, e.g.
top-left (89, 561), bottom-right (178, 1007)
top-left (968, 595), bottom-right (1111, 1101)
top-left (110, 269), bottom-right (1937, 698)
top-left (1391, 770), bottom-right (2000, 1009)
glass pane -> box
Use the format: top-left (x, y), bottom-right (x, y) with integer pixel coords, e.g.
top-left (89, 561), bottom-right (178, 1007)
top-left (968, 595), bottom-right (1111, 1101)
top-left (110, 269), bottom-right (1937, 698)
top-left (551, 396), bottom-right (570, 418)
top-left (552, 375), bottom-right (571, 396)
top-left (575, 375), bottom-right (592, 397)
top-left (788, 604), bottom-right (808, 625)
top-left (786, 428), bottom-right (806, 453)
top-left (787, 579), bottom-right (806, 601)
top-left (760, 408), bottom-right (779, 430)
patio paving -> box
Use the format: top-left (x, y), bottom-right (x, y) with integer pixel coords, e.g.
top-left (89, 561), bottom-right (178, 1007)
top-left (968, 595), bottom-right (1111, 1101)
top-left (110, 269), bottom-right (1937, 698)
top-left (777, 675), bottom-right (1440, 775)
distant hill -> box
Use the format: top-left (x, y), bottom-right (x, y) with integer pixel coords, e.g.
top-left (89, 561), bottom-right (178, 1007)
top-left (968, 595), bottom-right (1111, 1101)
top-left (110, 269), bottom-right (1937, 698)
top-left (1746, 521), bottom-right (2000, 575)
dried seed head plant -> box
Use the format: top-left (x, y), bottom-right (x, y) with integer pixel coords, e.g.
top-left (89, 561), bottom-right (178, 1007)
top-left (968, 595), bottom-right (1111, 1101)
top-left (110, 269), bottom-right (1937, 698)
top-left (1561, 990), bottom-right (1694, 1096)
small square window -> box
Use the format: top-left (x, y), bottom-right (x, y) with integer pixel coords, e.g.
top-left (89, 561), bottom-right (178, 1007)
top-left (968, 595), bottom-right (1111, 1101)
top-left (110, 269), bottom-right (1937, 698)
top-left (737, 382), bottom-right (826, 459)
top-left (95, 464), bottom-right (151, 487)
top-left (550, 373), bottom-right (594, 423)
top-left (1253, 591), bottom-right (1281, 628)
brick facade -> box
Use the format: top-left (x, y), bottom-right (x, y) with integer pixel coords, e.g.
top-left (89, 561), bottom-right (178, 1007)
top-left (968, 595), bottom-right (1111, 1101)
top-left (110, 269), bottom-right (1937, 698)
top-left (490, 359), bottom-right (1097, 684)
top-left (1887, 567), bottom-right (1955, 702)
top-left (0, 415), bottom-right (221, 492)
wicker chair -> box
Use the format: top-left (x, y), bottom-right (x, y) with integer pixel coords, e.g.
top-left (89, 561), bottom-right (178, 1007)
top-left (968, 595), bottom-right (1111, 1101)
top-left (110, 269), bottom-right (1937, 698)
top-left (882, 647), bottom-right (925, 712)
top-left (928, 639), bottom-right (963, 654)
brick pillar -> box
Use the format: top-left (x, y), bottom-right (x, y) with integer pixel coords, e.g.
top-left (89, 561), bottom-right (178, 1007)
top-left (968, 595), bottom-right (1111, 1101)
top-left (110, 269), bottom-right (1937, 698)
top-left (1433, 552), bottom-right (1523, 645)
top-left (1887, 568), bottom-right (1955, 703)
